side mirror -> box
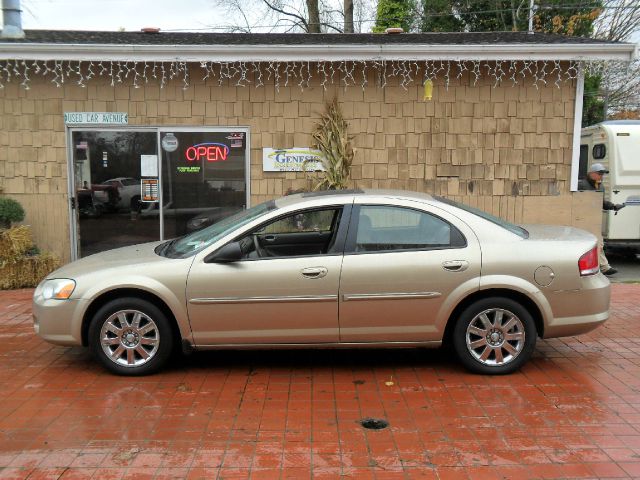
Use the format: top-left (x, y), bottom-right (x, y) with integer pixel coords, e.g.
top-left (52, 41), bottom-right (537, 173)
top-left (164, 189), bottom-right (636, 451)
top-left (205, 241), bottom-right (243, 263)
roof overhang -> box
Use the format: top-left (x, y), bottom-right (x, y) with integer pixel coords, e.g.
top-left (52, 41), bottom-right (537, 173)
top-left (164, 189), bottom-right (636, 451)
top-left (0, 42), bottom-right (636, 62)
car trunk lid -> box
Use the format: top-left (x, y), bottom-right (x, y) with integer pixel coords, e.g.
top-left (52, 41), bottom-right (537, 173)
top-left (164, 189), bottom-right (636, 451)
top-left (520, 224), bottom-right (597, 244)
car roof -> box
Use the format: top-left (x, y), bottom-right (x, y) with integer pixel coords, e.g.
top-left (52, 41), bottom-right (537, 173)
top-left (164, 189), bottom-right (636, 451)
top-left (274, 189), bottom-right (436, 208)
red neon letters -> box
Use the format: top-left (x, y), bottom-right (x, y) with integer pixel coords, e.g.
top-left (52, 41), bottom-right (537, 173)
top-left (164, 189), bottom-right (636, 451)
top-left (185, 143), bottom-right (229, 162)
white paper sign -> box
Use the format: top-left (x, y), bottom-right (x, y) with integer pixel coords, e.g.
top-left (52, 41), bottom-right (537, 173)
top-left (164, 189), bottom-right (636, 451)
top-left (141, 155), bottom-right (158, 177)
top-left (263, 148), bottom-right (325, 172)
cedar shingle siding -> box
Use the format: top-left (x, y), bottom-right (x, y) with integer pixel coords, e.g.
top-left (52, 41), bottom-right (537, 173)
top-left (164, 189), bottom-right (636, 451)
top-left (0, 61), bottom-right (602, 261)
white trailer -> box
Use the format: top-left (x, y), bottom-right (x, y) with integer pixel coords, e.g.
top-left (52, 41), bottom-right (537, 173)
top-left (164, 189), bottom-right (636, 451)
top-left (580, 120), bottom-right (640, 254)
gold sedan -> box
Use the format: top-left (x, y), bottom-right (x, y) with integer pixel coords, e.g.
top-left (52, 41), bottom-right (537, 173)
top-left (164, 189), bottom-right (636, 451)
top-left (33, 190), bottom-right (610, 375)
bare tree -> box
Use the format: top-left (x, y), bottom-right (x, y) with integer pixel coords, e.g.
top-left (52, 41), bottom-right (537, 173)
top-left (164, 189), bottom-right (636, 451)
top-left (307, 0), bottom-right (321, 32)
top-left (591, 0), bottom-right (640, 117)
top-left (211, 0), bottom-right (373, 33)
top-left (600, 60), bottom-right (640, 116)
top-left (344, 0), bottom-right (354, 32)
top-left (593, 0), bottom-right (640, 41)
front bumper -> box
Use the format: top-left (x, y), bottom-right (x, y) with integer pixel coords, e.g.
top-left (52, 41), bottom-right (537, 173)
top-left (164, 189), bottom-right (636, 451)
top-left (32, 294), bottom-right (87, 346)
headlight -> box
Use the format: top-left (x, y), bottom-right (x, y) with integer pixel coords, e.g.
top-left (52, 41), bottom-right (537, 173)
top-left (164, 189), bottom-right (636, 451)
top-left (39, 279), bottom-right (76, 300)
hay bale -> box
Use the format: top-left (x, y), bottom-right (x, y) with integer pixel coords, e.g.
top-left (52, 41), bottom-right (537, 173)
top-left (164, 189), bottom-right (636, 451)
top-left (0, 253), bottom-right (61, 289)
top-left (0, 226), bottom-right (34, 261)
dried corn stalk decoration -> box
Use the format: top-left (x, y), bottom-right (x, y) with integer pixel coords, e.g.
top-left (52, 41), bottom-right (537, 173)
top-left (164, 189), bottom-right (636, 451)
top-left (308, 98), bottom-right (355, 191)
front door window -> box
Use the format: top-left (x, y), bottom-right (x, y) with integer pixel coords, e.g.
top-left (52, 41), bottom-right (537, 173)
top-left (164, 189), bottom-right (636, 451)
top-left (239, 208), bottom-right (342, 259)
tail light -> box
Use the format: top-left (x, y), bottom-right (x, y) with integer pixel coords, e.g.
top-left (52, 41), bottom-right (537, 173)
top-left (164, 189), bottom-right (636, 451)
top-left (578, 246), bottom-right (599, 276)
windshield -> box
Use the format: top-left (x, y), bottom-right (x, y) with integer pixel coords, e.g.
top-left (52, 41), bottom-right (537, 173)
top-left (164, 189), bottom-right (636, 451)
top-left (160, 200), bottom-right (277, 258)
top-left (435, 196), bottom-right (529, 239)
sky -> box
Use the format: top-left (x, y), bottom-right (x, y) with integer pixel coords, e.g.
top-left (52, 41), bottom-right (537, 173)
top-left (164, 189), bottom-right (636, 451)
top-left (22, 0), bottom-right (220, 32)
top-left (19, 0), bottom-right (376, 33)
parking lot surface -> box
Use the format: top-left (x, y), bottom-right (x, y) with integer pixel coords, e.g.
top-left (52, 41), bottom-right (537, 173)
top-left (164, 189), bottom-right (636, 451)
top-left (1, 285), bottom-right (640, 479)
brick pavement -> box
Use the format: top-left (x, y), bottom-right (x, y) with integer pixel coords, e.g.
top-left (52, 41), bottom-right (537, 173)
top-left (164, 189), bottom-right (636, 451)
top-left (0, 285), bottom-right (639, 479)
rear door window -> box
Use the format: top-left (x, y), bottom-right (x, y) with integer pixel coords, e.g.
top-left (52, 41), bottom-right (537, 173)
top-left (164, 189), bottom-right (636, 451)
top-left (347, 205), bottom-right (465, 253)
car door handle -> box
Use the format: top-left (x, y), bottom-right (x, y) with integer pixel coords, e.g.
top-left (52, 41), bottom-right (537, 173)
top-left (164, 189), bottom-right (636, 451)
top-left (301, 267), bottom-right (328, 279)
top-left (263, 235), bottom-right (276, 242)
top-left (442, 260), bottom-right (469, 272)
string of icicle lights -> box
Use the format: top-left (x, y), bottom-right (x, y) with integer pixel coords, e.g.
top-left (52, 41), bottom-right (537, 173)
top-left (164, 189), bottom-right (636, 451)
top-left (0, 59), bottom-right (617, 91)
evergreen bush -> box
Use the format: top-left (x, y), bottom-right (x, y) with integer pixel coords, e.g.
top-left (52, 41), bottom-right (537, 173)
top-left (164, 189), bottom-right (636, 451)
top-left (0, 197), bottom-right (25, 229)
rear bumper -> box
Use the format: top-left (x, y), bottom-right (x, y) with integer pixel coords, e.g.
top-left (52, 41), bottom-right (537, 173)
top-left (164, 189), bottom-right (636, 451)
top-left (544, 273), bottom-right (610, 338)
top-left (544, 310), bottom-right (609, 338)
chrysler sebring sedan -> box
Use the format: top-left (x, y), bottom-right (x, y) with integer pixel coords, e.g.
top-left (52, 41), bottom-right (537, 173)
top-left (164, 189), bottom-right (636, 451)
top-left (33, 190), bottom-right (610, 375)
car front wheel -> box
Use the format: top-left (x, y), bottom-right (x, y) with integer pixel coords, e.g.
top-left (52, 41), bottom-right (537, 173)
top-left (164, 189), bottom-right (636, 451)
top-left (453, 297), bottom-right (537, 374)
top-left (88, 297), bottom-right (173, 375)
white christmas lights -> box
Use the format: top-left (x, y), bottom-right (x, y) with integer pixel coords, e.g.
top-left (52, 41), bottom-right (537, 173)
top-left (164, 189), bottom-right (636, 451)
top-left (0, 58), bottom-right (626, 93)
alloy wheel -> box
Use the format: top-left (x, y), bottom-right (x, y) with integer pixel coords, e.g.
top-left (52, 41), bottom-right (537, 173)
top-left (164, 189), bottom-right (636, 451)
top-left (100, 309), bottom-right (160, 367)
top-left (465, 308), bottom-right (525, 366)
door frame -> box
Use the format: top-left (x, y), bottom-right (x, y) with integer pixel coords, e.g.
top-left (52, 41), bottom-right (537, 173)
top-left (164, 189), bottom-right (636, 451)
top-left (65, 125), bottom-right (251, 261)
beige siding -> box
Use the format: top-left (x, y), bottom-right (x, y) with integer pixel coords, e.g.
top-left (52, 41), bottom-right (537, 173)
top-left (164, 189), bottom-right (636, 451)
top-left (0, 62), bottom-right (599, 261)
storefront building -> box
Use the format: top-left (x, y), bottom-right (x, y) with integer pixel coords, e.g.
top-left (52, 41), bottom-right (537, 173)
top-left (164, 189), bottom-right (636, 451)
top-left (0, 31), bottom-right (635, 262)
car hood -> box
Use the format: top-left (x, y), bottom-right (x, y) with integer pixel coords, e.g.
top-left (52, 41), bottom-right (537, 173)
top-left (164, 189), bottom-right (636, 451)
top-left (48, 241), bottom-right (169, 279)
top-left (520, 224), bottom-right (597, 243)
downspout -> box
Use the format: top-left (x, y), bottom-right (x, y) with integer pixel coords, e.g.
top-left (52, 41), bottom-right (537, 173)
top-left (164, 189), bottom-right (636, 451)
top-left (570, 65), bottom-right (585, 191)
top-left (1, 0), bottom-right (24, 39)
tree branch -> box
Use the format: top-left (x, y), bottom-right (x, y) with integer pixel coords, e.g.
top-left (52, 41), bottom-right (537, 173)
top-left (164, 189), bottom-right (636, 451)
top-left (261, 0), bottom-right (310, 32)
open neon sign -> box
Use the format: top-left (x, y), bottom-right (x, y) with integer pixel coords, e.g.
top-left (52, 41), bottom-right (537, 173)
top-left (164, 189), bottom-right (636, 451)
top-left (185, 143), bottom-right (229, 162)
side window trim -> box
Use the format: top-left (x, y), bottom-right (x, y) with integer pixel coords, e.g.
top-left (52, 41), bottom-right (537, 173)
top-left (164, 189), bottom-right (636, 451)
top-left (344, 204), bottom-right (467, 255)
top-left (344, 204), bottom-right (363, 253)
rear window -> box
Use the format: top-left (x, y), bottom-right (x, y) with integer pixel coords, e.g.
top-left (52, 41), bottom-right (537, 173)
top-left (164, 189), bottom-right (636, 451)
top-left (435, 196), bottom-right (528, 239)
top-left (593, 144), bottom-right (606, 159)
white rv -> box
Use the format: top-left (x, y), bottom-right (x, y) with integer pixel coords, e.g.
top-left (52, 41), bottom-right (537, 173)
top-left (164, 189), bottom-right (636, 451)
top-left (580, 120), bottom-right (640, 254)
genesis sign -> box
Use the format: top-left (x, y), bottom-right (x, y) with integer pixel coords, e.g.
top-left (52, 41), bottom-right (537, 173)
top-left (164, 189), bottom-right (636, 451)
top-left (185, 143), bottom-right (229, 162)
top-left (262, 148), bottom-right (325, 172)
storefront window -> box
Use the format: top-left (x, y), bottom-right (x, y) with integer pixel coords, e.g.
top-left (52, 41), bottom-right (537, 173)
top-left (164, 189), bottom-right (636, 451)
top-left (159, 130), bottom-right (247, 238)
top-left (70, 128), bottom-right (249, 259)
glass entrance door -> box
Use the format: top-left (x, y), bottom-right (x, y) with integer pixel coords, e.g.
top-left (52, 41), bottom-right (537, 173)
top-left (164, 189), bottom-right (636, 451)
top-left (71, 130), bottom-right (159, 258)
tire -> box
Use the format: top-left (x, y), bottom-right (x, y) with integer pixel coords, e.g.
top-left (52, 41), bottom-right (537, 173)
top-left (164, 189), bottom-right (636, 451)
top-left (88, 297), bottom-right (174, 376)
top-left (452, 297), bottom-right (537, 375)
top-left (130, 196), bottom-right (142, 213)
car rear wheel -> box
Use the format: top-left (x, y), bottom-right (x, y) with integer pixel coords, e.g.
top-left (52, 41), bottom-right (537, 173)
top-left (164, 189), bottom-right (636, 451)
top-left (88, 297), bottom-right (173, 375)
top-left (453, 297), bottom-right (537, 374)
top-left (130, 196), bottom-right (141, 213)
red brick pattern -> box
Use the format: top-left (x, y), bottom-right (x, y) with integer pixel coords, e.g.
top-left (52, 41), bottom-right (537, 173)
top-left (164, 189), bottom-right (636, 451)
top-left (1, 285), bottom-right (639, 479)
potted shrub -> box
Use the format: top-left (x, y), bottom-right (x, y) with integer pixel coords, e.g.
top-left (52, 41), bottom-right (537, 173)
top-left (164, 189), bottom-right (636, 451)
top-left (0, 197), bottom-right (25, 229)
